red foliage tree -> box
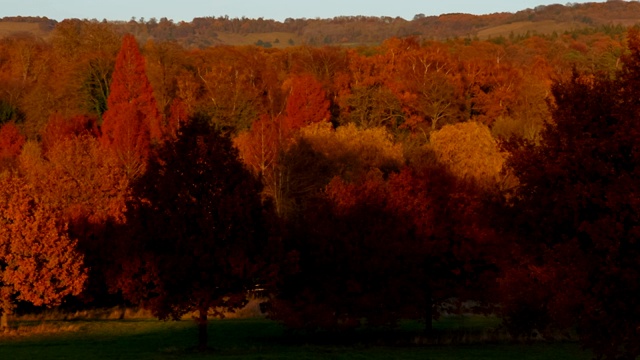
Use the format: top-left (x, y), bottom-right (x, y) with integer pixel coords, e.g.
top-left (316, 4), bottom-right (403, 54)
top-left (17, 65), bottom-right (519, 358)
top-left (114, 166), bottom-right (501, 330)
top-left (40, 114), bottom-right (98, 153)
top-left (0, 122), bottom-right (25, 170)
top-left (100, 34), bottom-right (161, 180)
top-left (384, 39), bottom-right (464, 136)
top-left (0, 173), bottom-right (87, 329)
top-left (283, 74), bottom-right (331, 133)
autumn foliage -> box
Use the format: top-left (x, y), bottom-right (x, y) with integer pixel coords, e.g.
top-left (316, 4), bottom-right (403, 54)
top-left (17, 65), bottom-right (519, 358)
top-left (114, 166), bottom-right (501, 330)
top-left (0, 122), bottom-right (25, 169)
top-left (430, 121), bottom-right (511, 190)
top-left (100, 34), bottom-right (161, 180)
top-left (500, 30), bottom-right (640, 358)
top-left (1, 21), bottom-right (640, 359)
top-left (40, 113), bottom-right (97, 153)
top-left (283, 74), bottom-right (331, 132)
top-left (115, 119), bottom-right (270, 350)
top-left (268, 171), bottom-right (421, 330)
top-left (0, 173), bottom-right (87, 328)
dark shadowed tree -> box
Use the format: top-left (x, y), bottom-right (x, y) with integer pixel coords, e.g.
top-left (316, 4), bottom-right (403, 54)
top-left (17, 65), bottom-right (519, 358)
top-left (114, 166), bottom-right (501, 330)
top-left (268, 164), bottom-right (500, 333)
top-left (115, 118), bottom-right (271, 351)
top-left (502, 28), bottom-right (640, 360)
top-left (266, 171), bottom-right (421, 331)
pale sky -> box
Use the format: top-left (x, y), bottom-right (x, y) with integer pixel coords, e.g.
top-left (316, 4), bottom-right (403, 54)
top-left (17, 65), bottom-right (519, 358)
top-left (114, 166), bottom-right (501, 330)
top-left (1, 0), bottom-right (609, 22)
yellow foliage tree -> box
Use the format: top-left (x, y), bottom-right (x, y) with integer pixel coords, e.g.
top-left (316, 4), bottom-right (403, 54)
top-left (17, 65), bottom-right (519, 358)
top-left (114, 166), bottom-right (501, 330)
top-left (429, 121), bottom-right (512, 190)
top-left (298, 122), bottom-right (404, 181)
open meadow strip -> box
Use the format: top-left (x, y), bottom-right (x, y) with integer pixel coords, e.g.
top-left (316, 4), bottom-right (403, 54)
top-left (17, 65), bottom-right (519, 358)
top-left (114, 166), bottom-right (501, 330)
top-left (0, 317), bottom-right (592, 360)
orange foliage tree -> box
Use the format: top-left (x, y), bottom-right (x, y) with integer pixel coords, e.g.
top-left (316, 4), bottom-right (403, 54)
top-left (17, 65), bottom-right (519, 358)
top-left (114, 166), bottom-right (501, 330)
top-left (189, 46), bottom-right (266, 134)
top-left (296, 122), bottom-right (404, 181)
top-left (235, 73), bottom-right (331, 217)
top-left (384, 38), bottom-right (464, 137)
top-left (385, 166), bottom-right (501, 331)
top-left (234, 114), bottom-right (280, 176)
top-left (0, 173), bottom-right (87, 328)
top-left (20, 134), bottom-right (130, 232)
top-left (0, 34), bottom-right (55, 139)
top-left (18, 134), bottom-right (130, 302)
top-left (142, 40), bottom-right (186, 119)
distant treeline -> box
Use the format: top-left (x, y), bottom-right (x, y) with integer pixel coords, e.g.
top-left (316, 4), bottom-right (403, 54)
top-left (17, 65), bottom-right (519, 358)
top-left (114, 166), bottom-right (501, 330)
top-left (3, 1), bottom-right (640, 47)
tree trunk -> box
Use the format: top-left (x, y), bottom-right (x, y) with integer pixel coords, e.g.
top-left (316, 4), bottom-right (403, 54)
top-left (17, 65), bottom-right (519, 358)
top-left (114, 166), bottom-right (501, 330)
top-left (424, 268), bottom-right (434, 335)
top-left (1, 310), bottom-right (9, 330)
top-left (424, 285), bottom-right (433, 335)
top-left (0, 288), bottom-right (11, 330)
top-left (118, 303), bottom-right (126, 320)
top-left (197, 307), bottom-right (208, 351)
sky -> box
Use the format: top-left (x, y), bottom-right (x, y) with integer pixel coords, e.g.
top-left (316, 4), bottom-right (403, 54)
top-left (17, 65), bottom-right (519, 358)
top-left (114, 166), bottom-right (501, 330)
top-left (2, 0), bottom-right (609, 23)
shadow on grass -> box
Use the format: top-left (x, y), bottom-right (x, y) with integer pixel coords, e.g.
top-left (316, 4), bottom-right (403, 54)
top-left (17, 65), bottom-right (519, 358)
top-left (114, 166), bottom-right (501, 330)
top-left (0, 317), bottom-right (592, 360)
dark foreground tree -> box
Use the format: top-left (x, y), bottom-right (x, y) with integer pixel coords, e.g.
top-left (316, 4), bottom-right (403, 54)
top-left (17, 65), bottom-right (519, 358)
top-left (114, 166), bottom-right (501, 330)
top-left (268, 166), bottom-right (500, 332)
top-left (115, 119), bottom-right (270, 350)
top-left (267, 171), bottom-right (421, 330)
top-left (503, 28), bottom-right (640, 360)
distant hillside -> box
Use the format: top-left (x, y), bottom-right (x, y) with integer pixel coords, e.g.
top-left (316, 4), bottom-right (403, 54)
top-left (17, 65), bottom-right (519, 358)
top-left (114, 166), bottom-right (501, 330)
top-left (2, 1), bottom-right (640, 46)
top-left (0, 17), bottom-right (55, 39)
top-left (476, 20), bottom-right (585, 39)
top-left (0, 22), bottom-right (44, 37)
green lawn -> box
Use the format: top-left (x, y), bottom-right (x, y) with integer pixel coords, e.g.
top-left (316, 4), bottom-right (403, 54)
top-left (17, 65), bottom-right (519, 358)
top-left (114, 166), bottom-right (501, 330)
top-left (0, 317), bottom-right (592, 359)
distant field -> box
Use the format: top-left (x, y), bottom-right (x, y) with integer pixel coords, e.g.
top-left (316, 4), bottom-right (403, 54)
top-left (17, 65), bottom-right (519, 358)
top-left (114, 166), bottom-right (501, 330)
top-left (0, 22), bottom-right (48, 38)
top-left (215, 32), bottom-right (302, 48)
top-left (0, 316), bottom-right (592, 360)
top-left (608, 18), bottom-right (640, 27)
top-left (477, 20), bottom-right (584, 39)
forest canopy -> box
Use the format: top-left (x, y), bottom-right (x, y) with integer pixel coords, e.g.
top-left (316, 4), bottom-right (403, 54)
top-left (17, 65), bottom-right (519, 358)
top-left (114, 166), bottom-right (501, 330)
top-left (0, 8), bottom-right (639, 358)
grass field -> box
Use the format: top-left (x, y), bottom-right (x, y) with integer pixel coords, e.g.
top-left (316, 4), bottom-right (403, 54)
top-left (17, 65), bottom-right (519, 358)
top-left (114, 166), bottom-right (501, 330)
top-left (0, 315), bottom-right (592, 359)
top-left (215, 32), bottom-right (302, 48)
top-left (0, 22), bottom-right (49, 38)
top-left (476, 20), bottom-right (583, 39)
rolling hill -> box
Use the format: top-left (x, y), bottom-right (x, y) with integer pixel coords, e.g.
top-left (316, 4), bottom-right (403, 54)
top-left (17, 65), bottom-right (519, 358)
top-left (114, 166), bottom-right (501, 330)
top-left (2, 2), bottom-right (640, 47)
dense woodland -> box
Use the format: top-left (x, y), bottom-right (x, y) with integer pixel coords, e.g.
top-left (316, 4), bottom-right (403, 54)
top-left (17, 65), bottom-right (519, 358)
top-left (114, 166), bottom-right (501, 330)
top-left (0, 4), bottom-right (639, 359)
